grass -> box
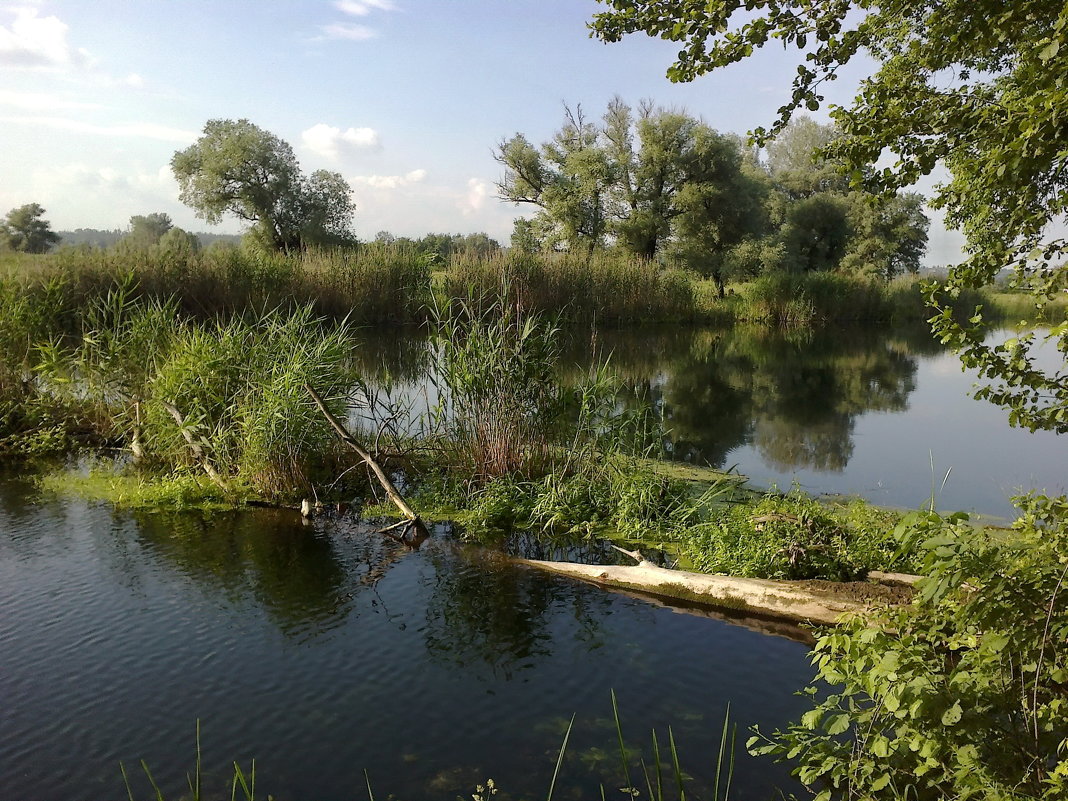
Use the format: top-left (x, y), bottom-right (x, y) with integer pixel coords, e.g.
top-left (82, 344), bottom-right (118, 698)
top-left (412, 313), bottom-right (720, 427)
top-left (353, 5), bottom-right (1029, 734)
top-left (37, 465), bottom-right (235, 511)
top-left (119, 697), bottom-right (736, 801)
top-left (444, 250), bottom-right (697, 324)
top-left (677, 488), bottom-right (916, 580)
top-left (717, 272), bottom-right (1000, 327)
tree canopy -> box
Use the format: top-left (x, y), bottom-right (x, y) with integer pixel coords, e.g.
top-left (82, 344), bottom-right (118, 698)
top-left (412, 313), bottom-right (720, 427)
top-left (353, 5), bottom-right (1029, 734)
top-left (591, 0), bottom-right (1068, 432)
top-left (0, 203), bottom-right (61, 253)
top-left (126, 213), bottom-right (174, 247)
top-left (171, 119), bottom-right (356, 252)
top-left (497, 101), bottom-right (927, 294)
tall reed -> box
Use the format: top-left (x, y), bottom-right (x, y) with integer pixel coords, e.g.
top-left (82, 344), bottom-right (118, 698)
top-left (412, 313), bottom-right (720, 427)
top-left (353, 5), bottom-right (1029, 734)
top-left (445, 250), bottom-right (698, 324)
top-left (431, 298), bottom-right (565, 481)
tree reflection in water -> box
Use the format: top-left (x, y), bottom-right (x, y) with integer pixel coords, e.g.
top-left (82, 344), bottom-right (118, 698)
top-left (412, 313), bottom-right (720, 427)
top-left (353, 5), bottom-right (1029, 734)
top-left (420, 547), bottom-right (613, 680)
top-left (122, 509), bottom-right (420, 639)
top-left (602, 323), bottom-right (929, 473)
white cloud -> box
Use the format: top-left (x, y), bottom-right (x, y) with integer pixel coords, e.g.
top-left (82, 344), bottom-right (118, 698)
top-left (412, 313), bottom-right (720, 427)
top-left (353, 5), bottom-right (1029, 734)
top-left (301, 122), bottom-right (381, 158)
top-left (2, 115), bottom-right (197, 143)
top-left (320, 23), bottom-right (377, 41)
top-left (335, 0), bottom-right (395, 16)
top-left (345, 172), bottom-right (518, 241)
top-left (123, 73), bottom-right (145, 88)
top-left (0, 89), bottom-right (102, 111)
top-left (351, 168), bottom-right (426, 189)
top-left (0, 7), bottom-right (90, 69)
top-left (24, 161), bottom-right (191, 230)
top-left (461, 178), bottom-right (490, 215)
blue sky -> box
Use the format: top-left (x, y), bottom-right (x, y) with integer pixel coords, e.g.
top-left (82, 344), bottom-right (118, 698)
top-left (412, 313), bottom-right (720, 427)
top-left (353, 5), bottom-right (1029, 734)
top-left (0, 0), bottom-right (963, 260)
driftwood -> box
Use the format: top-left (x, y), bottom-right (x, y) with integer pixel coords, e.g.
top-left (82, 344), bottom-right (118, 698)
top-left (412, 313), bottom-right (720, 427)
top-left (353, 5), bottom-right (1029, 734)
top-left (518, 546), bottom-right (910, 626)
top-left (868, 570), bottom-right (922, 587)
top-left (162, 402), bottom-right (227, 490)
top-left (305, 383), bottom-right (423, 532)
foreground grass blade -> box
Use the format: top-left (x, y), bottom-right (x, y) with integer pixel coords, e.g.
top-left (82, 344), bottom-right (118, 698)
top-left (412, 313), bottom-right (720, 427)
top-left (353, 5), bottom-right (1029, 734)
top-left (611, 689), bottom-right (633, 793)
top-left (668, 727), bottom-right (685, 801)
top-left (120, 762), bottom-right (136, 801)
top-left (546, 713), bottom-right (576, 801)
top-left (714, 704), bottom-right (729, 801)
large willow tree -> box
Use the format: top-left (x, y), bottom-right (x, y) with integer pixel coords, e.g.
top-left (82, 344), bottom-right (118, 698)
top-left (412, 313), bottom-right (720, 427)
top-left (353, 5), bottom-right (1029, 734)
top-left (592, 0), bottom-right (1068, 433)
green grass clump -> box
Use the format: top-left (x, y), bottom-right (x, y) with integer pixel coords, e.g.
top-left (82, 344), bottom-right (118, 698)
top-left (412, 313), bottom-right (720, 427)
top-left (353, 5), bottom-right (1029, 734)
top-left (38, 467), bottom-right (235, 511)
top-left (679, 489), bottom-right (911, 580)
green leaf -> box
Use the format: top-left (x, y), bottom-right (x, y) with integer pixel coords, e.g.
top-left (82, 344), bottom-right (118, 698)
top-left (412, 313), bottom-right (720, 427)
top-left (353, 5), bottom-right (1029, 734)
top-left (941, 701), bottom-right (963, 726)
top-left (826, 714), bottom-right (851, 735)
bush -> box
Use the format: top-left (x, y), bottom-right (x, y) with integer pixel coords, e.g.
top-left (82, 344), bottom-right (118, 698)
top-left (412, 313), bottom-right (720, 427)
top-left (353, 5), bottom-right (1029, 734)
top-left (681, 490), bottom-right (909, 580)
top-left (752, 494), bottom-right (1068, 800)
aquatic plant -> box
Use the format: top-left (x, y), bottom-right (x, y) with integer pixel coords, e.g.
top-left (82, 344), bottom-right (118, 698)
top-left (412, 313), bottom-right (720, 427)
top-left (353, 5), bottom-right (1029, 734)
top-left (138, 304), bottom-right (356, 497)
top-left (120, 697), bottom-right (737, 801)
top-left (430, 297), bottom-right (566, 481)
top-left (445, 249), bottom-right (698, 324)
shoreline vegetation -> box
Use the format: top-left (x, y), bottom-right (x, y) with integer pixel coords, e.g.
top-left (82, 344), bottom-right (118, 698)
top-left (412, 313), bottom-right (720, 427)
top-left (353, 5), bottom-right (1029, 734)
top-left (0, 244), bottom-right (1054, 608)
top-left (3, 243), bottom-right (1064, 331)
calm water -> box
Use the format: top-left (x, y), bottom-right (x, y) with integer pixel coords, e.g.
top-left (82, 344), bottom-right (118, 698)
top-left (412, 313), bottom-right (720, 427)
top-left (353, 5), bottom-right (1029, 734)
top-left (0, 473), bottom-right (813, 800)
top-left (354, 322), bottom-right (1066, 519)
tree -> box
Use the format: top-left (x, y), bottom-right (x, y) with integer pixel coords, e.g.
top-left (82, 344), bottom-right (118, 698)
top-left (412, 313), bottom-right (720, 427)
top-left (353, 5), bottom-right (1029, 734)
top-left (841, 192), bottom-right (930, 280)
top-left (497, 97), bottom-right (766, 283)
top-left (126, 212), bottom-right (173, 247)
top-left (497, 104), bottom-right (614, 253)
top-left (171, 119), bottom-right (356, 252)
top-left (157, 227), bottom-right (201, 258)
top-left (778, 194), bottom-right (852, 274)
top-left (0, 203), bottom-right (61, 253)
top-left (762, 117), bottom-right (929, 277)
top-left (591, 0), bottom-right (1067, 432)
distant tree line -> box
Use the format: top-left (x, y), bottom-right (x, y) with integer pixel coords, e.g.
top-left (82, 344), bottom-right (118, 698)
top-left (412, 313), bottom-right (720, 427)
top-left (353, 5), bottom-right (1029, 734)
top-left (57, 219), bottom-right (243, 251)
top-left (496, 100), bottom-right (929, 296)
top-left (0, 202), bottom-right (243, 255)
top-left (372, 230), bottom-right (502, 263)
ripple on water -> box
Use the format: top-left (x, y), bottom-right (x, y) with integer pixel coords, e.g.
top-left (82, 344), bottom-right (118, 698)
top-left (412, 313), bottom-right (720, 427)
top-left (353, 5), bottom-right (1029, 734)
top-left (0, 486), bottom-right (813, 801)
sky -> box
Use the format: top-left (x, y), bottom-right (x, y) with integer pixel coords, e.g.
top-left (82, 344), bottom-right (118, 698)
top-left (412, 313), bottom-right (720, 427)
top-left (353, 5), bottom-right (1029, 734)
top-left (0, 0), bottom-right (965, 262)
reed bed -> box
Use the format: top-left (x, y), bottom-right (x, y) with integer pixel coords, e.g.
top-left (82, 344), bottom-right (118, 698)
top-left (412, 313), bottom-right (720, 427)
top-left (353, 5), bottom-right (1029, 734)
top-left (444, 250), bottom-right (698, 323)
top-left (725, 272), bottom-right (995, 326)
top-left (2, 246), bottom-right (1040, 335)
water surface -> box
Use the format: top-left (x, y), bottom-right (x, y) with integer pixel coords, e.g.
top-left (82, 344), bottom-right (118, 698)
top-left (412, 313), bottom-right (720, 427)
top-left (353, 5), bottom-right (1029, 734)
top-left (355, 322), bottom-right (1066, 518)
top-left (0, 474), bottom-right (812, 800)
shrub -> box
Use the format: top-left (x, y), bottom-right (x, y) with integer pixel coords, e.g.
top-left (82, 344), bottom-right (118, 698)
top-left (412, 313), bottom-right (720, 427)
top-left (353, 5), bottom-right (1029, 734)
top-left (752, 494), bottom-right (1068, 801)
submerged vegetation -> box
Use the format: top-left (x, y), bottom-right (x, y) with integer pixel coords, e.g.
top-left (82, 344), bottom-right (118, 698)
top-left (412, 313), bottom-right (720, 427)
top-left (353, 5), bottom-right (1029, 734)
top-left (121, 696), bottom-right (736, 801)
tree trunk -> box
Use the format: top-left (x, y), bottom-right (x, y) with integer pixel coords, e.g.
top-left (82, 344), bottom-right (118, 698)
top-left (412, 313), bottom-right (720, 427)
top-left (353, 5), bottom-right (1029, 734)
top-left (516, 548), bottom-right (913, 626)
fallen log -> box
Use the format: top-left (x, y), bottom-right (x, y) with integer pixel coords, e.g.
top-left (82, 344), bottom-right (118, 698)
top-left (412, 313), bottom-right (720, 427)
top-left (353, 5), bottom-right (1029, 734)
top-left (868, 570), bottom-right (922, 587)
top-left (162, 401), bottom-right (228, 491)
top-left (305, 383), bottom-right (424, 530)
top-left (517, 548), bottom-right (910, 626)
